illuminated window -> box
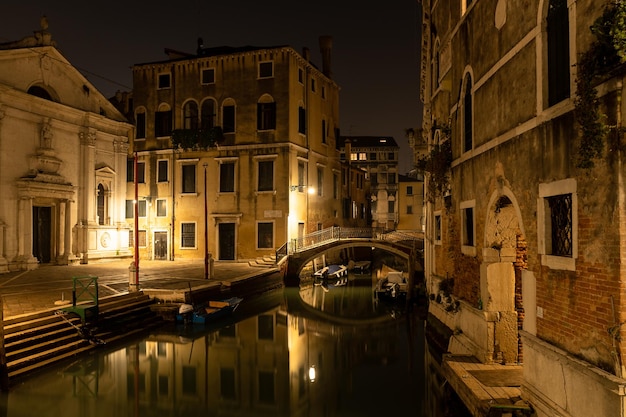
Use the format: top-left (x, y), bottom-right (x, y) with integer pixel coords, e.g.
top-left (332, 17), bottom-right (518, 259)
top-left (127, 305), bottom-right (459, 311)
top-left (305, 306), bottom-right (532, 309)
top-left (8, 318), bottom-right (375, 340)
top-left (129, 230), bottom-right (147, 247)
top-left (180, 222), bottom-right (196, 248)
top-left (156, 199), bottom-right (167, 217)
top-left (358, 153), bottom-right (367, 160)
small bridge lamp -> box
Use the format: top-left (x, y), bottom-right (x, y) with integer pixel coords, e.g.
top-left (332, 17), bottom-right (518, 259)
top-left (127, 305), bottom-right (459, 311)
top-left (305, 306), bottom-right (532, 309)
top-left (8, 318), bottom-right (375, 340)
top-left (290, 185), bottom-right (316, 194)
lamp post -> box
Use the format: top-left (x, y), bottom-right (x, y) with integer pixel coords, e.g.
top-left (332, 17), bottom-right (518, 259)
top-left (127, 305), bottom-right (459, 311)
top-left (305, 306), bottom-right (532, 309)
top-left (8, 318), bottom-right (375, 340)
top-left (204, 162), bottom-right (209, 279)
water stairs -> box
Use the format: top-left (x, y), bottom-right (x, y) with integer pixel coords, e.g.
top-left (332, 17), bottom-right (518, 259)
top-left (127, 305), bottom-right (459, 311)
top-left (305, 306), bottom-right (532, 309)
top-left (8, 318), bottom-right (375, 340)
top-left (2, 291), bottom-right (162, 384)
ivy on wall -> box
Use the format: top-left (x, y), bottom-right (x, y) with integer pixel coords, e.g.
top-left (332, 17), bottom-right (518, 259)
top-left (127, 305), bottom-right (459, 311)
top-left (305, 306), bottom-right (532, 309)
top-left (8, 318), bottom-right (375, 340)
top-left (416, 124), bottom-right (452, 202)
top-left (575, 1), bottom-right (626, 169)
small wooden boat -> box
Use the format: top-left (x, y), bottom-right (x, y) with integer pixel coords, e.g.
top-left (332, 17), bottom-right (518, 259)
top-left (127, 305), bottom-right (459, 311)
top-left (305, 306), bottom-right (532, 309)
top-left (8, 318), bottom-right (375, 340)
top-left (350, 260), bottom-right (371, 274)
top-left (176, 297), bottom-right (243, 324)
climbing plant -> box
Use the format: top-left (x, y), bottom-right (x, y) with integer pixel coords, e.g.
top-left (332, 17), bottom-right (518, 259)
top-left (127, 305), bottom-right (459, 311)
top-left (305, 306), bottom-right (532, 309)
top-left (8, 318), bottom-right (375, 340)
top-left (416, 124), bottom-right (452, 202)
top-left (171, 127), bottom-right (224, 151)
top-left (575, 0), bottom-right (626, 168)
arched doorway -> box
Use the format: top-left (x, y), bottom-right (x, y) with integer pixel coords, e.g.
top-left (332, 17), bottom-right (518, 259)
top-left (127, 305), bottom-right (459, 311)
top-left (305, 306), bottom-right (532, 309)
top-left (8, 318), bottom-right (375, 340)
top-left (483, 192), bottom-right (527, 363)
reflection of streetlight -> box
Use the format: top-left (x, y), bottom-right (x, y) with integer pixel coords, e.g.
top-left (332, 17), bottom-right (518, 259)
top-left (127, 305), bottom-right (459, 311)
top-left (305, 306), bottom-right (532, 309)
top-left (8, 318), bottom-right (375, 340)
top-left (204, 162), bottom-right (208, 280)
top-left (308, 365), bottom-right (316, 382)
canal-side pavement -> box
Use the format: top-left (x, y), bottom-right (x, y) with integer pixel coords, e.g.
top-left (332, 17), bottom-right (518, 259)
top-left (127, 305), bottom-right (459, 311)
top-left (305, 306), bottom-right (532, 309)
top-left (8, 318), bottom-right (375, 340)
top-left (0, 258), bottom-right (280, 318)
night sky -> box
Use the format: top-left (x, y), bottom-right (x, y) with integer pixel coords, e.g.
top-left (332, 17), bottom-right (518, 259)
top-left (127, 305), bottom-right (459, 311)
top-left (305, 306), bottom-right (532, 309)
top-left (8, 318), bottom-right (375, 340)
top-left (1, 1), bottom-right (422, 172)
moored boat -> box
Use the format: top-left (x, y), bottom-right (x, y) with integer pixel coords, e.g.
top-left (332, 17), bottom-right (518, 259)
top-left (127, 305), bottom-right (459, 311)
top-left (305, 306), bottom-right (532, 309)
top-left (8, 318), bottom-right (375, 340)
top-left (374, 271), bottom-right (407, 299)
top-left (176, 297), bottom-right (243, 324)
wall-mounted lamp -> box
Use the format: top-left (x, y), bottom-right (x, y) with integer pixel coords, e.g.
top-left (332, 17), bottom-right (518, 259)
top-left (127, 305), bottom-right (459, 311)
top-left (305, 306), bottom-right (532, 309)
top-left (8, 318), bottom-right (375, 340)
top-left (290, 185), bottom-right (315, 194)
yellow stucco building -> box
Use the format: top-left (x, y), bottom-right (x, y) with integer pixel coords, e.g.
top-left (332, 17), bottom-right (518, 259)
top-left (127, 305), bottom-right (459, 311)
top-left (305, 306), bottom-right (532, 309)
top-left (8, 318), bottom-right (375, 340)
top-left (126, 38), bottom-right (342, 261)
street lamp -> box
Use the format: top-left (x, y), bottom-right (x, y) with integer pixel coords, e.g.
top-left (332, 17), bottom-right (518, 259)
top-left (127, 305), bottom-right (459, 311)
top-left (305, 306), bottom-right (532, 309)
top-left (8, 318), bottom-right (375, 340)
top-left (204, 162), bottom-right (209, 279)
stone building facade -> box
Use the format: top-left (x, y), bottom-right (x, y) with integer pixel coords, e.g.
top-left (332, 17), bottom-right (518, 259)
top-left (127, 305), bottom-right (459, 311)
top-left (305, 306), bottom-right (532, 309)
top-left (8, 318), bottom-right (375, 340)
top-left (0, 21), bottom-right (133, 272)
top-left (338, 136), bottom-right (400, 230)
top-left (418, 0), bottom-right (626, 415)
top-left (127, 38), bottom-right (343, 262)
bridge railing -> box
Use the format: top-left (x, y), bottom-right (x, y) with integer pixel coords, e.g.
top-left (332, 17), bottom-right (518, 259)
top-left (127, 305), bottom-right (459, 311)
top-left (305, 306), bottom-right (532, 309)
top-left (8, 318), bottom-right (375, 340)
top-left (276, 226), bottom-right (389, 263)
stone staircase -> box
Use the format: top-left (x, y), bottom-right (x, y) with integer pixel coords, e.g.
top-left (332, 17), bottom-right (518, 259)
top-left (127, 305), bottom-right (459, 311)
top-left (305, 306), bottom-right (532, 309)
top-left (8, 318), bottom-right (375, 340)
top-left (3, 291), bottom-right (163, 382)
top-left (248, 255), bottom-right (277, 268)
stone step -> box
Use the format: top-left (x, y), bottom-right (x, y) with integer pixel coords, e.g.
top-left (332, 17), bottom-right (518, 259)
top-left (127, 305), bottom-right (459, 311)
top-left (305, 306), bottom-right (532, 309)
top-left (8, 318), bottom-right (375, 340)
top-left (3, 291), bottom-right (163, 383)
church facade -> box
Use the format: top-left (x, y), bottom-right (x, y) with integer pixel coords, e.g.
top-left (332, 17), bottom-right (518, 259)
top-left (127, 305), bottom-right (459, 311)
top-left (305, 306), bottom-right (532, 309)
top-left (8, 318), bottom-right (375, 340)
top-left (0, 20), bottom-right (133, 272)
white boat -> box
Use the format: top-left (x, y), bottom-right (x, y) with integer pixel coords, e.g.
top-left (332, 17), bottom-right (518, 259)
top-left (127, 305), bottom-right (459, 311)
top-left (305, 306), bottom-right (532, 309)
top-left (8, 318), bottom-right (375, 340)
top-left (314, 264), bottom-right (348, 287)
top-left (375, 271), bottom-right (407, 299)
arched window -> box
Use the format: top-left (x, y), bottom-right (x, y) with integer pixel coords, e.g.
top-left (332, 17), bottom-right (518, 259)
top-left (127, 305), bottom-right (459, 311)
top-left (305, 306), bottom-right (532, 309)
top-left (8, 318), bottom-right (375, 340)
top-left (462, 72), bottom-right (473, 153)
top-left (135, 107), bottom-right (147, 140)
top-left (183, 101), bottom-right (199, 130)
top-left (546, 0), bottom-right (570, 106)
top-left (27, 86), bottom-right (53, 101)
top-left (222, 99), bottom-right (236, 133)
top-left (432, 39), bottom-right (440, 91)
top-left (257, 94), bottom-right (276, 131)
top-left (201, 99), bottom-right (216, 129)
top-left (155, 103), bottom-right (172, 137)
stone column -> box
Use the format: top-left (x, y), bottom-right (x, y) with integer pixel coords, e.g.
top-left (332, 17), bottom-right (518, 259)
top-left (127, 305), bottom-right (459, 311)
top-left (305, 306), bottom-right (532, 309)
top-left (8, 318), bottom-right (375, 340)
top-left (0, 222), bottom-right (8, 273)
top-left (56, 200), bottom-right (74, 265)
top-left (65, 200), bottom-right (78, 264)
top-left (18, 197), bottom-right (37, 270)
top-left (79, 130), bottom-right (97, 226)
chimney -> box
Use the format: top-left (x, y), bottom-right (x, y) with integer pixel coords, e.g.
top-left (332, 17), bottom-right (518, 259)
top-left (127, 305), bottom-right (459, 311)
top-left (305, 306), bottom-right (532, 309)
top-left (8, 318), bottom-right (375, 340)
top-left (319, 36), bottom-right (332, 78)
top-left (345, 138), bottom-right (351, 164)
top-left (302, 47), bottom-right (310, 62)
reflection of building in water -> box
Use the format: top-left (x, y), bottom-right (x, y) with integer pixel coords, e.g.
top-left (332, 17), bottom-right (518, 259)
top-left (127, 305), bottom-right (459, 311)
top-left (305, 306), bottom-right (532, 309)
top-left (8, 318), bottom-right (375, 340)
top-left (5, 293), bottom-right (416, 415)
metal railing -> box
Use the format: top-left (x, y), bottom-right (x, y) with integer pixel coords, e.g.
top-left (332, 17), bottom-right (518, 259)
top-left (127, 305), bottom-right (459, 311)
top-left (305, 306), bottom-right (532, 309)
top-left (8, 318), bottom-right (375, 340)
top-left (276, 226), bottom-right (391, 263)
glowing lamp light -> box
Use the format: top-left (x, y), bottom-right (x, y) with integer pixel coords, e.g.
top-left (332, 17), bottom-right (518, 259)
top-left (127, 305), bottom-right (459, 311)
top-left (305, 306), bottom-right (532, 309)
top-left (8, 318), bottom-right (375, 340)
top-left (308, 365), bottom-right (316, 382)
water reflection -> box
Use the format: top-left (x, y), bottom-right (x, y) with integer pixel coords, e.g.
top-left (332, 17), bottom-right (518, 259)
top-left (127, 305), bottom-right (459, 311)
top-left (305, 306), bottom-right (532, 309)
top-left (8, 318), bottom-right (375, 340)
top-left (1, 283), bottom-right (468, 416)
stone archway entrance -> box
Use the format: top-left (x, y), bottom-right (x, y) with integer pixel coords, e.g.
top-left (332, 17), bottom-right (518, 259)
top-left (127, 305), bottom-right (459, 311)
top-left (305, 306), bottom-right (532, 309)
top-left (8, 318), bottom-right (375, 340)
top-left (483, 194), bottom-right (527, 364)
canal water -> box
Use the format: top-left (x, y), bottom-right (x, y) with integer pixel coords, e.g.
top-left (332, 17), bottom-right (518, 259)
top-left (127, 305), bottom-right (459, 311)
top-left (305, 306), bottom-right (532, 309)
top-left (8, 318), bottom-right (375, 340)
top-left (0, 275), bottom-right (471, 417)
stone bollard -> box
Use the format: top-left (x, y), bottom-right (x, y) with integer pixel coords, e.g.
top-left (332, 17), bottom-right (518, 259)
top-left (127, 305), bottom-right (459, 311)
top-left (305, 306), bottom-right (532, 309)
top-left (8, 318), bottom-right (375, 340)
top-left (129, 261), bottom-right (139, 292)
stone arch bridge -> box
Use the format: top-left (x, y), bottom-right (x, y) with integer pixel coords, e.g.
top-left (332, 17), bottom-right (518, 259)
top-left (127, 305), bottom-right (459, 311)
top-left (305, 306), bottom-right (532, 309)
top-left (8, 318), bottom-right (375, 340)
top-left (276, 227), bottom-right (423, 297)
